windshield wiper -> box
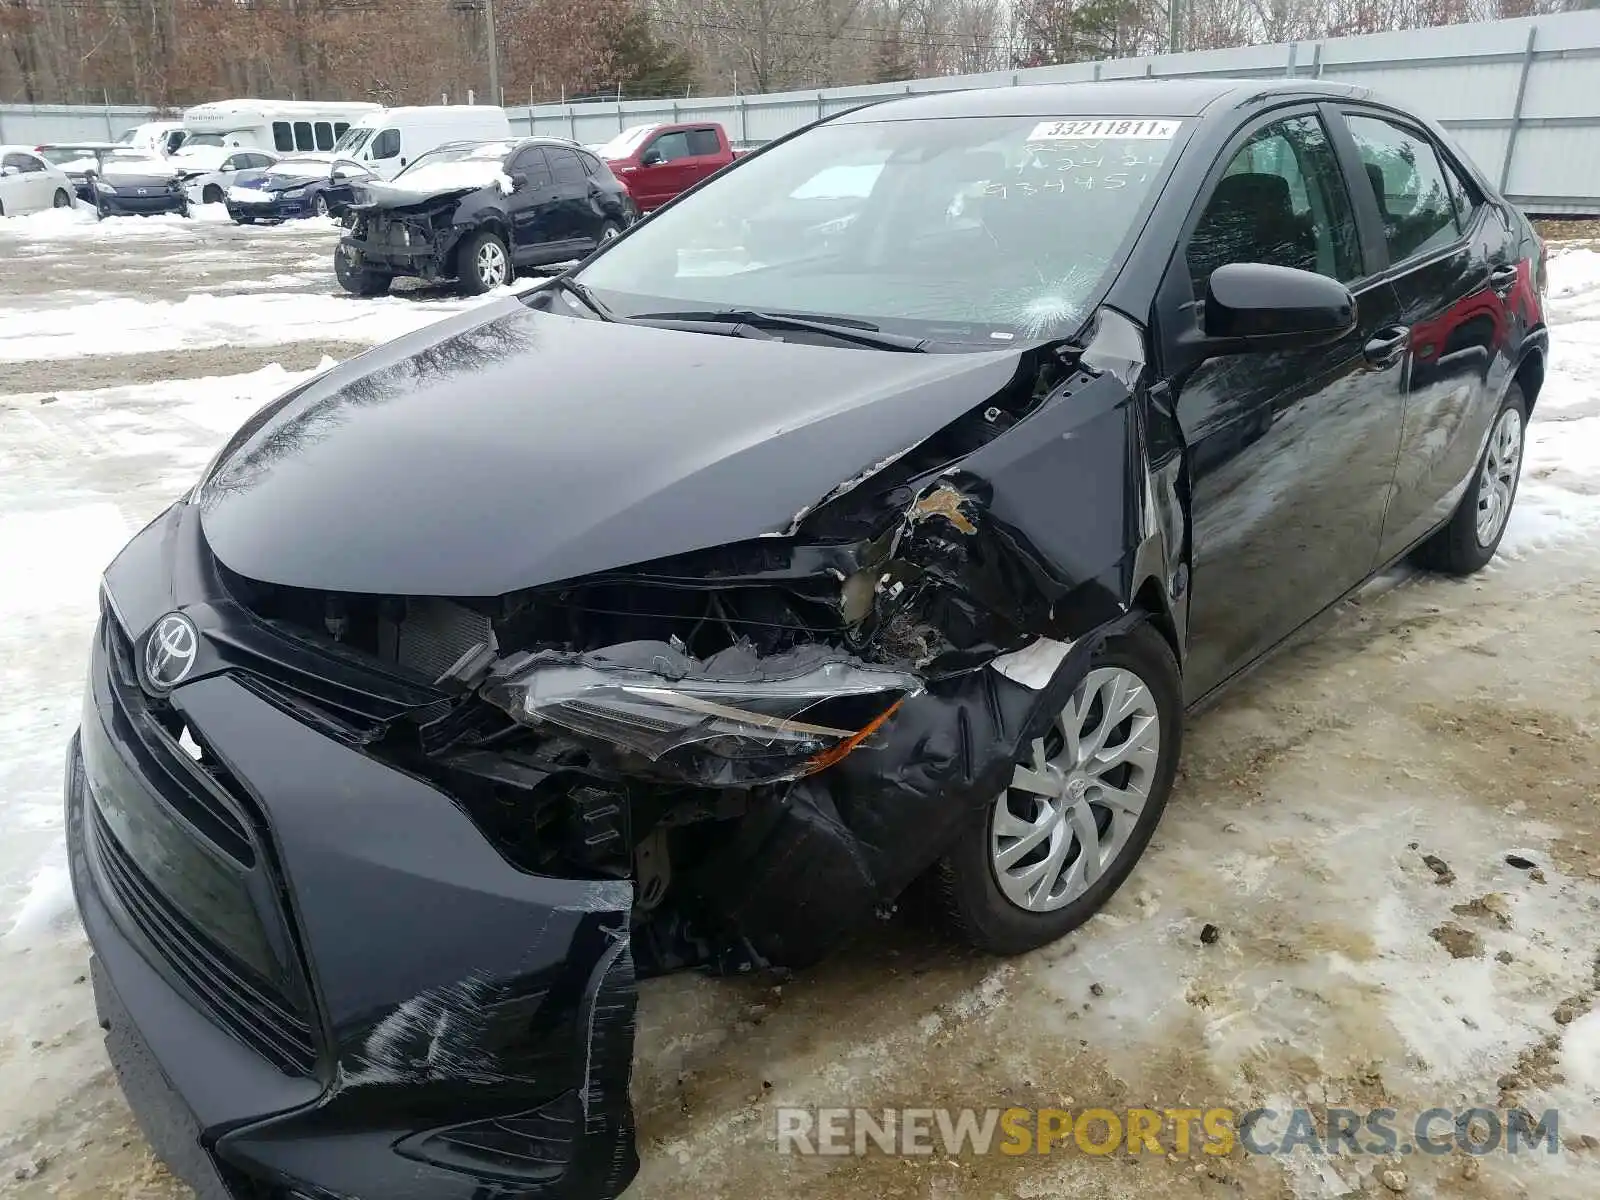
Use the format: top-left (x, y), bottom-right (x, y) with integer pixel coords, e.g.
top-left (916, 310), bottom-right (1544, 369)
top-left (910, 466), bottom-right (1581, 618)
top-left (628, 308), bottom-right (928, 352)
top-left (548, 275), bottom-right (616, 321)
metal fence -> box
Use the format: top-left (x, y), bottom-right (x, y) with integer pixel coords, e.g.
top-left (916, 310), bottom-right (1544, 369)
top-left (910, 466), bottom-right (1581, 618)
top-left (6, 10), bottom-right (1600, 212)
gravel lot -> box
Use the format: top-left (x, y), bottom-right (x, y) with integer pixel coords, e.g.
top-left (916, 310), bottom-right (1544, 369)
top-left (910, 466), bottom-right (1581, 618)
top-left (2, 205), bottom-right (1598, 1200)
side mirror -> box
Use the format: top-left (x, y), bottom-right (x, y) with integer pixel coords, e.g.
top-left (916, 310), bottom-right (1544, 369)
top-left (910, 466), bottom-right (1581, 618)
top-left (510, 172), bottom-right (528, 190)
top-left (0, 165), bottom-right (16, 177)
top-left (641, 149), bottom-right (663, 167)
top-left (1199, 262), bottom-right (1356, 353)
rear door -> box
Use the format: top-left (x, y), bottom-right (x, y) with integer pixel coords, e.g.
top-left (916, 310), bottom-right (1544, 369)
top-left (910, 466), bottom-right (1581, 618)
top-left (1332, 108), bottom-right (1522, 562)
top-left (543, 146), bottom-right (597, 248)
top-left (1160, 106), bottom-right (1408, 701)
top-left (3, 151), bottom-right (50, 210)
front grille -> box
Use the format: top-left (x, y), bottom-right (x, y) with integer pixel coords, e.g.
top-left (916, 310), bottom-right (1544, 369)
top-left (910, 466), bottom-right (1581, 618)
top-left (102, 614), bottom-right (254, 864)
top-left (89, 801), bottom-right (319, 1076)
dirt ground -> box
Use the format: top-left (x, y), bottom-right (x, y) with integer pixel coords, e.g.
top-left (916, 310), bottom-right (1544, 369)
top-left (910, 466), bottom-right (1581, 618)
top-left (1, 217), bottom-right (1597, 1200)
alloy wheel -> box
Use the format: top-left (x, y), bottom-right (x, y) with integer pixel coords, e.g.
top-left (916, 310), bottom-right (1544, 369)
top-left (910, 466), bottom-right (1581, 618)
top-left (1475, 406), bottom-right (1523, 546)
top-left (314, 194), bottom-right (330, 217)
top-left (477, 239), bottom-right (508, 288)
top-left (989, 666), bottom-right (1162, 913)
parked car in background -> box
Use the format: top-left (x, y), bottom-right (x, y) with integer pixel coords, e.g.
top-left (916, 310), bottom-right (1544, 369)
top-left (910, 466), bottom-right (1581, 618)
top-left (34, 142), bottom-right (117, 202)
top-left (113, 120), bottom-right (187, 156)
top-left (87, 156), bottom-right (189, 218)
top-left (593, 121), bottom-right (745, 212)
top-left (329, 105), bottom-right (512, 180)
top-left (336, 137), bottom-right (634, 295)
top-left (183, 99), bottom-right (380, 155)
top-left (170, 146), bottom-right (279, 205)
top-left (0, 146), bottom-right (74, 215)
top-left (224, 154), bottom-right (370, 221)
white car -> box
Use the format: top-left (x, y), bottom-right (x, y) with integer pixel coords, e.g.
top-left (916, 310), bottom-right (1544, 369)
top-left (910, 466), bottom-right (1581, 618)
top-left (0, 147), bottom-right (75, 216)
top-left (170, 146), bottom-right (280, 205)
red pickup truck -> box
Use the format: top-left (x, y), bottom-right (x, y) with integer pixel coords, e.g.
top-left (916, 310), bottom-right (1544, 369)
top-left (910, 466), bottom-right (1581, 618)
top-left (591, 122), bottom-right (747, 213)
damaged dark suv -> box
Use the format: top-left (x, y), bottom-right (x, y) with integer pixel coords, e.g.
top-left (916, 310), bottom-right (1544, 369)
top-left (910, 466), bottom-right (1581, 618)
top-left (70, 79), bottom-right (1545, 1200)
top-left (336, 137), bottom-right (635, 295)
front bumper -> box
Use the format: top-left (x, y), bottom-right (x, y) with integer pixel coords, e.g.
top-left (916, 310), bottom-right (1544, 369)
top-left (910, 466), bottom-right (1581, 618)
top-left (96, 190), bottom-right (187, 216)
top-left (226, 194), bottom-right (311, 221)
top-left (67, 505), bottom-right (640, 1200)
top-left (341, 222), bottom-right (458, 279)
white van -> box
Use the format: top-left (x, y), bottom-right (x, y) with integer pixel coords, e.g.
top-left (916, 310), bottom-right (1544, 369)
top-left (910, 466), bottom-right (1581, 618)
top-left (328, 106), bottom-right (512, 180)
top-left (114, 121), bottom-right (188, 156)
top-left (182, 100), bottom-right (381, 155)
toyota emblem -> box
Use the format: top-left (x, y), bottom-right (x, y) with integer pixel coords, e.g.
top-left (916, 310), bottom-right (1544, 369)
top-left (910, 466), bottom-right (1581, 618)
top-left (144, 613), bottom-right (199, 689)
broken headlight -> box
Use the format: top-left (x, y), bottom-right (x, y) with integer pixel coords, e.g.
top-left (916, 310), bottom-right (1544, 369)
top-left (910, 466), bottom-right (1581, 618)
top-left (482, 640), bottom-right (918, 786)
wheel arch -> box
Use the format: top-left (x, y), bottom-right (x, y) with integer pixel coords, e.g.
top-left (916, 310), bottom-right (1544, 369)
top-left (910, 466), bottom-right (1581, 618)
top-left (1514, 340), bottom-right (1546, 416)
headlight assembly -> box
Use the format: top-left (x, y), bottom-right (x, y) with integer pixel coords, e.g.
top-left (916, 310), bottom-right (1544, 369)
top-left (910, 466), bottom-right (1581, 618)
top-left (483, 641), bottom-right (918, 786)
top-left (93, 178), bottom-right (116, 195)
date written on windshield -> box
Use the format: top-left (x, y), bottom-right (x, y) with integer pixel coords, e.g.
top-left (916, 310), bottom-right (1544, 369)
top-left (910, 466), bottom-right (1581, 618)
top-left (1028, 118), bottom-right (1181, 141)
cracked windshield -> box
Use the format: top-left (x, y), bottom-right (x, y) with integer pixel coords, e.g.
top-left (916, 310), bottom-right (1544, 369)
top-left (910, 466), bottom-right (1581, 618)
top-left (576, 115), bottom-right (1186, 346)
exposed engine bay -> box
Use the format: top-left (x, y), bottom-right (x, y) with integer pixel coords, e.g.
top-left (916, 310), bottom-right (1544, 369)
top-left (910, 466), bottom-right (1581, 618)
top-left (208, 308), bottom-right (1180, 976)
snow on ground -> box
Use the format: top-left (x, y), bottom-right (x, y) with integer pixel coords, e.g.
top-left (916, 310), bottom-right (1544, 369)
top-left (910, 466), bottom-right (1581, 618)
top-left (0, 289), bottom-right (517, 360)
top-left (0, 221), bottom-right (1598, 1200)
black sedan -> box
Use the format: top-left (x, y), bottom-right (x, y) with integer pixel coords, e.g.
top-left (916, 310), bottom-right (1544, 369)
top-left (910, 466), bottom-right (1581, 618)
top-left (224, 156), bottom-right (370, 223)
top-left (70, 79), bottom-right (1545, 1200)
top-left (85, 157), bottom-right (189, 218)
top-left (336, 137), bottom-right (635, 295)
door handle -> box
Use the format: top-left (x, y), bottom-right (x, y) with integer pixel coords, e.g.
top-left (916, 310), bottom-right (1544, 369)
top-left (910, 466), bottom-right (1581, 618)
top-left (1363, 325), bottom-right (1410, 369)
top-left (1488, 264), bottom-right (1519, 295)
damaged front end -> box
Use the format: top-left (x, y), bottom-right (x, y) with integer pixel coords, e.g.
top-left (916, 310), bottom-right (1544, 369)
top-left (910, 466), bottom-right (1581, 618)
top-left (342, 193), bottom-right (474, 281)
top-left (74, 304), bottom-right (1184, 1200)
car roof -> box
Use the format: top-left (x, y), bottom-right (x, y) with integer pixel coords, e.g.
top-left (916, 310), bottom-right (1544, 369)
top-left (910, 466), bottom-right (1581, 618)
top-left (833, 78), bottom-right (1368, 123)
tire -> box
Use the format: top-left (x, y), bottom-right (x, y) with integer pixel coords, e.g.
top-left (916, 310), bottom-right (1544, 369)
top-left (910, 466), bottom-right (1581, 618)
top-left (456, 228), bottom-right (510, 295)
top-left (334, 246), bottom-right (392, 297)
top-left (313, 193), bottom-right (330, 218)
top-left (53, 188), bottom-right (71, 208)
top-left (235, 214), bottom-right (256, 225)
top-left (203, 185), bottom-right (223, 204)
top-left (933, 622), bottom-right (1182, 956)
top-left (1415, 383), bottom-right (1527, 576)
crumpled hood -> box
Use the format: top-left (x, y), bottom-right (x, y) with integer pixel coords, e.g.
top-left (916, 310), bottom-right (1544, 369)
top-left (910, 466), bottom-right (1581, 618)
top-left (198, 301), bottom-right (1023, 596)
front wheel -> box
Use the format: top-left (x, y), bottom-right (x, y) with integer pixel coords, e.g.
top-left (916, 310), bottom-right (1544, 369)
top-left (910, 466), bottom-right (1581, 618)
top-left (933, 622), bottom-right (1182, 956)
top-left (1415, 383), bottom-right (1527, 576)
top-left (313, 193), bottom-right (330, 218)
top-left (53, 188), bottom-right (71, 208)
top-left (457, 229), bottom-right (510, 294)
top-left (334, 247), bottom-right (392, 297)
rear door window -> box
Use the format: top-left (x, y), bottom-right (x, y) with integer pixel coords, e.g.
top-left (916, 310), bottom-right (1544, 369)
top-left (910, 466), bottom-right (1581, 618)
top-left (546, 147), bottom-right (586, 187)
top-left (686, 128), bottom-right (721, 156)
top-left (1344, 114), bottom-right (1460, 264)
top-left (314, 122), bottom-right (335, 151)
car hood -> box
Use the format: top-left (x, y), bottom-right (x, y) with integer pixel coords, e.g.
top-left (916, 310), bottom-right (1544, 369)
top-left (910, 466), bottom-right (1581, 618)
top-left (198, 301), bottom-right (1024, 596)
top-left (263, 174), bottom-right (325, 191)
